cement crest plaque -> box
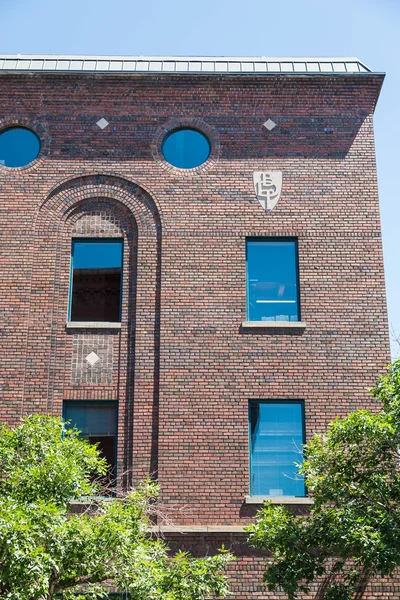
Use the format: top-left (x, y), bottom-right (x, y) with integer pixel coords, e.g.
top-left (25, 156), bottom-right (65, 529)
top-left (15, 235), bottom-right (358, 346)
top-left (253, 171), bottom-right (282, 212)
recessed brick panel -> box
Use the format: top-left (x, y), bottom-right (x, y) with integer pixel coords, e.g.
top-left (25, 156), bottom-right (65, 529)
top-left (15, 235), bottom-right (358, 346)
top-left (71, 333), bottom-right (114, 385)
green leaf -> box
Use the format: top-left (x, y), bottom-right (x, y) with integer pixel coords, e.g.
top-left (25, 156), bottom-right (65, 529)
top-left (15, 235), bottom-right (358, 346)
top-left (0, 415), bottom-right (233, 600)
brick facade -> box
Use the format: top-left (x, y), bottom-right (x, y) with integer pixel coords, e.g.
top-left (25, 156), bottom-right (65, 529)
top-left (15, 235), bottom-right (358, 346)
top-left (0, 67), bottom-right (391, 597)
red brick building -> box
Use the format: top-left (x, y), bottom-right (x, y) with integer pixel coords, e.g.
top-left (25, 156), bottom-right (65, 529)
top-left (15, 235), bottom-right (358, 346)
top-left (0, 55), bottom-right (392, 597)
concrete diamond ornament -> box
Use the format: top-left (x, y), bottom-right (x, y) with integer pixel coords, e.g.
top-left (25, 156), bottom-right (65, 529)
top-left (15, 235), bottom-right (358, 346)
top-left (85, 351), bottom-right (100, 367)
top-left (96, 117), bottom-right (109, 130)
top-left (263, 118), bottom-right (276, 131)
top-left (253, 171), bottom-right (283, 212)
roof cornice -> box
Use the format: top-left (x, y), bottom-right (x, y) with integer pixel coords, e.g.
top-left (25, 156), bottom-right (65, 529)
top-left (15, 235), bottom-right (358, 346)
top-left (0, 54), bottom-right (378, 75)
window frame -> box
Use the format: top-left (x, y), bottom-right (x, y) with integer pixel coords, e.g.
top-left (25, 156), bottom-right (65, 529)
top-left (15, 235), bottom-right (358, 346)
top-left (62, 400), bottom-right (119, 481)
top-left (0, 125), bottom-right (41, 168)
top-left (245, 237), bottom-right (301, 323)
top-left (68, 238), bottom-right (124, 324)
top-left (248, 399), bottom-right (306, 498)
top-left (161, 127), bottom-right (211, 169)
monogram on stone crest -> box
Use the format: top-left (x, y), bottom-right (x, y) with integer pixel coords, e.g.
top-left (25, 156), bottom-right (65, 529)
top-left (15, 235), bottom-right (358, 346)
top-left (253, 171), bottom-right (283, 212)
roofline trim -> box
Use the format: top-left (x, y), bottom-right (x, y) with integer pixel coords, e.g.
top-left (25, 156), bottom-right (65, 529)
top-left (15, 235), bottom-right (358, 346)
top-left (0, 54), bottom-right (374, 75)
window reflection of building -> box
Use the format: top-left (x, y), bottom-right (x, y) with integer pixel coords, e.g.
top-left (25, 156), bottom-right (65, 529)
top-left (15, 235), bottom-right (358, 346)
top-left (250, 401), bottom-right (305, 497)
top-left (69, 239), bottom-right (123, 323)
top-left (71, 268), bottom-right (121, 322)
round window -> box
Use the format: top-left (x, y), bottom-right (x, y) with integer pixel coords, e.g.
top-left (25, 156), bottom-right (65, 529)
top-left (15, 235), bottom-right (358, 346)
top-left (162, 128), bottom-right (211, 169)
top-left (0, 127), bottom-right (41, 168)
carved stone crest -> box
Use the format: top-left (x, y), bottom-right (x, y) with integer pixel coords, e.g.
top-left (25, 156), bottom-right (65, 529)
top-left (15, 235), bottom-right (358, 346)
top-left (253, 171), bottom-right (282, 212)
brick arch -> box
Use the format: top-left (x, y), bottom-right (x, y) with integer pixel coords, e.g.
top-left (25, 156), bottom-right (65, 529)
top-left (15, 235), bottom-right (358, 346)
top-left (37, 173), bottom-right (163, 234)
top-left (151, 117), bottom-right (220, 177)
top-left (23, 175), bottom-right (162, 486)
top-left (0, 114), bottom-right (51, 173)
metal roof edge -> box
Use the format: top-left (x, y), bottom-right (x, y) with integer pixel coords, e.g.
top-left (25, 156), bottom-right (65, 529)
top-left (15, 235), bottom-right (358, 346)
top-left (0, 71), bottom-right (385, 78)
top-left (0, 54), bottom-right (368, 60)
top-left (0, 54), bottom-right (375, 75)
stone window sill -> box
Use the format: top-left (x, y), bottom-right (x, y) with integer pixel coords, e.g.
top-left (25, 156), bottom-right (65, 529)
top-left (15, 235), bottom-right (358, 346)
top-left (245, 495), bottom-right (313, 505)
top-left (70, 497), bottom-right (114, 506)
top-left (150, 525), bottom-right (245, 533)
top-left (241, 321), bottom-right (307, 329)
top-left (66, 321), bottom-right (122, 330)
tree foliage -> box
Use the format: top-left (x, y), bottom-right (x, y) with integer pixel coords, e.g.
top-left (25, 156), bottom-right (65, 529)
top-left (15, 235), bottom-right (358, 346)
top-left (0, 415), bottom-right (233, 600)
top-left (247, 359), bottom-right (400, 600)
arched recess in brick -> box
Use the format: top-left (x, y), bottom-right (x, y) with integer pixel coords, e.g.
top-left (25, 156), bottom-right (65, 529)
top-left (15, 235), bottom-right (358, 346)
top-left (22, 174), bottom-right (162, 486)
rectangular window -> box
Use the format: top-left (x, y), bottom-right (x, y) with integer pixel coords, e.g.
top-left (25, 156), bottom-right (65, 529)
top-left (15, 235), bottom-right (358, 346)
top-left (69, 239), bottom-right (123, 322)
top-left (63, 401), bottom-right (117, 486)
top-left (249, 401), bottom-right (305, 497)
top-left (246, 239), bottom-right (299, 322)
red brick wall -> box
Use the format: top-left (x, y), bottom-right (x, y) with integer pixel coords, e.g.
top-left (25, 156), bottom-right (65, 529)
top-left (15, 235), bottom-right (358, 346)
top-left (0, 72), bottom-right (390, 597)
top-left (164, 534), bottom-right (400, 599)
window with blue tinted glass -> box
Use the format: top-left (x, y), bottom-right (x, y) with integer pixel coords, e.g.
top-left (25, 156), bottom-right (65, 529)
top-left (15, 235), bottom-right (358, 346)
top-left (250, 401), bottom-right (305, 497)
top-left (0, 127), bottom-right (40, 167)
top-left (70, 239), bottom-right (123, 322)
top-left (162, 128), bottom-right (211, 169)
top-left (63, 401), bottom-right (117, 489)
top-left (246, 239), bottom-right (299, 322)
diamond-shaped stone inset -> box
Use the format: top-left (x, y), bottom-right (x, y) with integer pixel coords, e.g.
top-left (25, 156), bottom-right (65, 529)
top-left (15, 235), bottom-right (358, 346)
top-left (96, 117), bottom-right (109, 130)
top-left (263, 118), bottom-right (276, 131)
top-left (85, 351), bottom-right (100, 367)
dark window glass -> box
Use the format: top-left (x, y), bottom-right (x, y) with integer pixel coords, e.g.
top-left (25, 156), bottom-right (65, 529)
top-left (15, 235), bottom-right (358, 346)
top-left (70, 240), bottom-right (123, 322)
top-left (64, 401), bottom-right (117, 489)
top-left (246, 239), bottom-right (299, 322)
top-left (250, 401), bottom-right (305, 497)
top-left (0, 127), bottom-right (40, 167)
top-left (162, 128), bottom-right (210, 169)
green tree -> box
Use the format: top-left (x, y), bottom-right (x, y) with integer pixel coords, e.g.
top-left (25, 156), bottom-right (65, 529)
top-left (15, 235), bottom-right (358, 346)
top-left (0, 415), bottom-right (233, 600)
top-left (247, 359), bottom-right (400, 600)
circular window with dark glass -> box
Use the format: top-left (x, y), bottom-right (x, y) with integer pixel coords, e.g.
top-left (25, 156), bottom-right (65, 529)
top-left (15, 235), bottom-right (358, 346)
top-left (162, 128), bottom-right (211, 169)
top-left (0, 127), bottom-right (41, 168)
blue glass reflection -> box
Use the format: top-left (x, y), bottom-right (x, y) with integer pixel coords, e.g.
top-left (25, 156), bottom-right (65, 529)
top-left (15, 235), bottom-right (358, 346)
top-left (64, 403), bottom-right (117, 437)
top-left (72, 240), bottom-right (123, 269)
top-left (0, 127), bottom-right (40, 167)
top-left (162, 128), bottom-right (211, 169)
top-left (64, 402), bottom-right (118, 484)
top-left (246, 240), bottom-right (299, 322)
top-left (250, 402), bottom-right (305, 497)
top-left (70, 240), bottom-right (123, 322)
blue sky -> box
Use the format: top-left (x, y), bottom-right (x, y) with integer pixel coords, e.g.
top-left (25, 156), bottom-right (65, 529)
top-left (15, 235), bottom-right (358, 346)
top-left (2, 0), bottom-right (399, 355)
